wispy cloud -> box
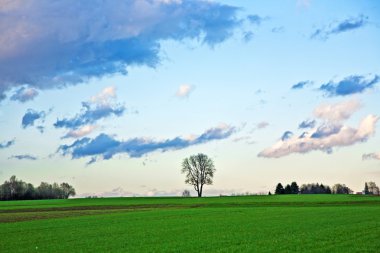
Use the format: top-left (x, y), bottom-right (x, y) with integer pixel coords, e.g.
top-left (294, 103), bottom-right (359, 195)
top-left (291, 80), bottom-right (313, 90)
top-left (10, 86), bottom-right (39, 103)
top-left (271, 26), bottom-right (284, 33)
top-left (58, 124), bottom-right (236, 164)
top-left (176, 84), bottom-right (195, 98)
top-left (362, 152), bottom-right (380, 161)
top-left (319, 75), bottom-right (379, 96)
top-left (8, 154), bottom-right (37, 160)
top-left (256, 121), bottom-right (269, 129)
top-left (246, 15), bottom-right (266, 26)
top-left (311, 15), bottom-right (368, 40)
top-left (0, 139), bottom-right (15, 149)
top-left (259, 100), bottom-right (378, 158)
top-left (54, 86), bottom-right (124, 131)
top-left (0, 0), bottom-right (241, 100)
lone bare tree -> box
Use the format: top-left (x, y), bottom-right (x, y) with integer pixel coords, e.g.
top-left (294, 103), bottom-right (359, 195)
top-left (181, 153), bottom-right (215, 197)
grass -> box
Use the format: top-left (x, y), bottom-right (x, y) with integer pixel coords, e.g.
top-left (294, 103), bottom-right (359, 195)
top-left (1, 195), bottom-right (379, 252)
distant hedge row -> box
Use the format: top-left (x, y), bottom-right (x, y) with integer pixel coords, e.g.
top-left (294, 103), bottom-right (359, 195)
top-left (275, 182), bottom-right (352, 194)
top-left (0, 175), bottom-right (75, 201)
top-left (274, 181), bottom-right (380, 195)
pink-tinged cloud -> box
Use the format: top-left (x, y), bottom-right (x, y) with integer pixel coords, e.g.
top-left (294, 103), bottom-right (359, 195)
top-left (313, 99), bottom-right (361, 122)
top-left (258, 114), bottom-right (378, 158)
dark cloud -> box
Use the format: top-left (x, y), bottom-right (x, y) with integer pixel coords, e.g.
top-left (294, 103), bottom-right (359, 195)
top-left (54, 102), bottom-right (125, 130)
top-left (281, 131), bottom-right (293, 141)
top-left (319, 75), bottom-right (379, 96)
top-left (10, 86), bottom-right (39, 103)
top-left (0, 139), bottom-right (15, 149)
top-left (8, 154), bottom-right (37, 160)
top-left (291, 80), bottom-right (312, 90)
top-left (311, 15), bottom-right (368, 40)
top-left (21, 109), bottom-right (46, 128)
top-left (310, 124), bottom-right (341, 139)
top-left (0, 0), bottom-right (241, 100)
top-left (298, 119), bottom-right (316, 129)
top-left (58, 125), bottom-right (235, 163)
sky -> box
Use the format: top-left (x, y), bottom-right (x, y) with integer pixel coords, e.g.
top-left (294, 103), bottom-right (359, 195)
top-left (0, 0), bottom-right (380, 197)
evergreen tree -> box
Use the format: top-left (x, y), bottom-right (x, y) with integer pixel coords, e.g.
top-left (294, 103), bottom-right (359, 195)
top-left (275, 183), bottom-right (285, 194)
top-left (290, 182), bottom-right (299, 194)
top-left (364, 182), bottom-right (369, 195)
top-left (284, 184), bottom-right (292, 194)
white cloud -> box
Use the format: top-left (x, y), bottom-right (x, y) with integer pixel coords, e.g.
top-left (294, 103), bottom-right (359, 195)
top-left (90, 86), bottom-right (117, 105)
top-left (313, 99), bottom-right (361, 122)
top-left (258, 114), bottom-right (378, 158)
top-left (176, 84), bottom-right (194, 98)
top-left (259, 99), bottom-right (377, 158)
top-left (63, 125), bottom-right (97, 138)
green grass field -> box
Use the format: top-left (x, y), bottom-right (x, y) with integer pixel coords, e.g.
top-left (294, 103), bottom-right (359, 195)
top-left (1, 195), bottom-right (380, 252)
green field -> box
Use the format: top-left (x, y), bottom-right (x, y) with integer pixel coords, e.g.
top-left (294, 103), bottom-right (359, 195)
top-left (1, 195), bottom-right (380, 252)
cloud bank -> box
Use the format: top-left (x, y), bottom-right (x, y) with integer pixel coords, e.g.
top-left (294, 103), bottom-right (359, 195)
top-left (0, 0), bottom-right (241, 101)
top-left (259, 100), bottom-right (378, 158)
top-left (259, 115), bottom-right (378, 158)
top-left (58, 124), bottom-right (235, 164)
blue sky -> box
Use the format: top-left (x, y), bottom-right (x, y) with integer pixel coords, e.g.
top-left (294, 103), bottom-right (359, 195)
top-left (0, 0), bottom-right (380, 197)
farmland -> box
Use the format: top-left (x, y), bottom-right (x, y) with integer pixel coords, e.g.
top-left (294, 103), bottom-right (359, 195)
top-left (1, 195), bottom-right (380, 252)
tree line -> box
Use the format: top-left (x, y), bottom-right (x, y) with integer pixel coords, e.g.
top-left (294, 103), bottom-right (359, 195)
top-left (274, 182), bottom-right (379, 195)
top-left (0, 176), bottom-right (76, 201)
top-left (180, 153), bottom-right (380, 197)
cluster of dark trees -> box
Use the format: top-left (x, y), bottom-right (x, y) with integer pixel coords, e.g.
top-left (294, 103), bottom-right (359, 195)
top-left (0, 176), bottom-right (75, 201)
top-left (300, 183), bottom-right (332, 194)
top-left (275, 182), bottom-right (299, 194)
top-left (275, 182), bottom-right (354, 194)
top-left (364, 182), bottom-right (379, 195)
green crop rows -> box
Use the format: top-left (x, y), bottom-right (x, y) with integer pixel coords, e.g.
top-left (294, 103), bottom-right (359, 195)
top-left (1, 195), bottom-right (379, 252)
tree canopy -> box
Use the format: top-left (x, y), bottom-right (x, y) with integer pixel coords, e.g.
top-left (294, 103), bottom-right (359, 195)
top-left (181, 153), bottom-right (215, 197)
top-left (0, 176), bottom-right (76, 201)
